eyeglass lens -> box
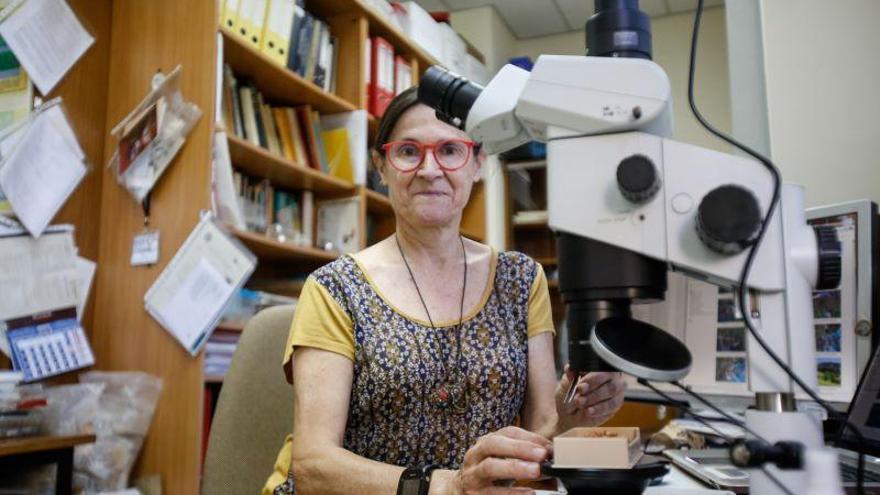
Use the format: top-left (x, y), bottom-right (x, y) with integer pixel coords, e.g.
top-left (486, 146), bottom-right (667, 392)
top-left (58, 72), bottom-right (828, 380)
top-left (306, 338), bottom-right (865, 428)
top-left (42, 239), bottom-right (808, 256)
top-left (390, 141), bottom-right (469, 170)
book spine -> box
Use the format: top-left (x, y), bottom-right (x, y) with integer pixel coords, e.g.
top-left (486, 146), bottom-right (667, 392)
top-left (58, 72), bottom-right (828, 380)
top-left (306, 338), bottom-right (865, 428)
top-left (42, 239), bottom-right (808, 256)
top-left (253, 90), bottom-right (268, 148)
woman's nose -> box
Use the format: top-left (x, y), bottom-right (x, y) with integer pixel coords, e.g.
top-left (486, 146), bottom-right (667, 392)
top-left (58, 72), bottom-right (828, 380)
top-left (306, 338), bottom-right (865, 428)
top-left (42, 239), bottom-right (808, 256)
top-left (415, 150), bottom-right (443, 178)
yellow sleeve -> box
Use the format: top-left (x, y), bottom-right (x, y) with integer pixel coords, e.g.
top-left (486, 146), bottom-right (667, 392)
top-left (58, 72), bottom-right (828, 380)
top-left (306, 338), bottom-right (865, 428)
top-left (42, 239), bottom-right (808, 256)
top-left (527, 263), bottom-right (556, 338)
top-left (282, 276), bottom-right (354, 383)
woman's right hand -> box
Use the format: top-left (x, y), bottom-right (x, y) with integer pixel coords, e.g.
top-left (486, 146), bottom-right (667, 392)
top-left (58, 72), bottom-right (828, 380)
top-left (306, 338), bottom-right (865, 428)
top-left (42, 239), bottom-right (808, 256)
top-left (436, 426), bottom-right (552, 494)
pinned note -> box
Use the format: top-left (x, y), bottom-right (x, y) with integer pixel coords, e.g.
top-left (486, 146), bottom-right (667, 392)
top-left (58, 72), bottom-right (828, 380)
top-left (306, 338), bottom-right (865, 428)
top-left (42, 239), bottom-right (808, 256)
top-left (0, 0), bottom-right (94, 95)
top-left (0, 102), bottom-right (86, 237)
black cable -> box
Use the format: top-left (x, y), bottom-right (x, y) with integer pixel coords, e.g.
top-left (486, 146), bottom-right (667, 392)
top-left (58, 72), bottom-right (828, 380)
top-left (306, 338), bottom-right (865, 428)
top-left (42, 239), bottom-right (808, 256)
top-left (688, 1), bottom-right (866, 493)
top-left (638, 380), bottom-right (795, 495)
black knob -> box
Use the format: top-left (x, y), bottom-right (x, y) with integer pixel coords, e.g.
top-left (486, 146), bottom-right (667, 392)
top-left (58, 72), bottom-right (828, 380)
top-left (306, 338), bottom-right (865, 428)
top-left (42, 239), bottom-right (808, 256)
top-left (814, 226), bottom-right (842, 290)
top-left (730, 439), bottom-right (804, 470)
top-left (696, 185), bottom-right (762, 255)
top-left (616, 154), bottom-right (660, 203)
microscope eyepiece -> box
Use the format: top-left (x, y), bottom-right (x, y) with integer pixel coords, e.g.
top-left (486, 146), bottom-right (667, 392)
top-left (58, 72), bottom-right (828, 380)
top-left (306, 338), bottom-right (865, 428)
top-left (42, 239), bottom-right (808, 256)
top-left (586, 0), bottom-right (652, 60)
top-left (418, 66), bottom-right (483, 130)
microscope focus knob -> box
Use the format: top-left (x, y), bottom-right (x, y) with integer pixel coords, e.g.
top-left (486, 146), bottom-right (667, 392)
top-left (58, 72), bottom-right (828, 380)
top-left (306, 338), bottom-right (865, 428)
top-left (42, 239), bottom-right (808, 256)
top-left (616, 154), bottom-right (660, 203)
top-left (696, 185), bottom-right (762, 255)
top-left (814, 226), bottom-right (842, 290)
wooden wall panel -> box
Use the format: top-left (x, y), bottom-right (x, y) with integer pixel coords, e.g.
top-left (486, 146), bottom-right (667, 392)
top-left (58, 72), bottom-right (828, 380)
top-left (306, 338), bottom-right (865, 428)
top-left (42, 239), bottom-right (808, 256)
top-left (91, 0), bottom-right (218, 492)
top-left (50, 0), bottom-right (113, 338)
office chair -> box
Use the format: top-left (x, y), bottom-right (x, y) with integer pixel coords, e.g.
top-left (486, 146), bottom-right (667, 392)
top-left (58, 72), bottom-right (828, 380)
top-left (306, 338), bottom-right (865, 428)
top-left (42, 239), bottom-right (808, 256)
top-left (202, 305), bottom-right (295, 495)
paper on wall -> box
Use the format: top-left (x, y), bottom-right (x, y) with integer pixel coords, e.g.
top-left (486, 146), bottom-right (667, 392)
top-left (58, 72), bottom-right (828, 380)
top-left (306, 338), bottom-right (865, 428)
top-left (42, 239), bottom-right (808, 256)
top-left (0, 103), bottom-right (86, 237)
top-left (75, 255), bottom-right (95, 320)
top-left (0, 0), bottom-right (94, 95)
top-left (0, 228), bottom-right (79, 322)
top-left (144, 213), bottom-right (256, 355)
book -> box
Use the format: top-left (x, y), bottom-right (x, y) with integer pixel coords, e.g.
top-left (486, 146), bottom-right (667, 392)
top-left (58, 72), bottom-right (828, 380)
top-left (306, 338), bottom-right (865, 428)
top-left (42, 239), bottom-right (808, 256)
top-left (261, 103), bottom-right (281, 155)
top-left (292, 11), bottom-right (314, 76)
top-left (272, 107), bottom-right (296, 161)
top-left (285, 0), bottom-right (307, 72)
top-left (253, 90), bottom-right (268, 148)
top-left (369, 36), bottom-right (394, 117)
top-left (238, 83), bottom-right (260, 146)
top-left (310, 110), bottom-right (329, 173)
top-left (223, 65), bottom-right (243, 137)
top-left (321, 127), bottom-right (354, 183)
top-left (313, 21), bottom-right (330, 89)
top-left (303, 19), bottom-right (323, 83)
top-left (294, 105), bottom-right (321, 171)
top-left (283, 107), bottom-right (309, 166)
top-left (320, 110), bottom-right (368, 185)
top-left (316, 197), bottom-right (360, 254)
top-left (302, 190), bottom-right (314, 246)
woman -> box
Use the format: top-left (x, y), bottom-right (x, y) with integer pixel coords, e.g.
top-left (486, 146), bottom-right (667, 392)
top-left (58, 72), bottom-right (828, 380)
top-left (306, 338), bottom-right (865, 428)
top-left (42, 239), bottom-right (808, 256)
top-left (263, 87), bottom-right (626, 495)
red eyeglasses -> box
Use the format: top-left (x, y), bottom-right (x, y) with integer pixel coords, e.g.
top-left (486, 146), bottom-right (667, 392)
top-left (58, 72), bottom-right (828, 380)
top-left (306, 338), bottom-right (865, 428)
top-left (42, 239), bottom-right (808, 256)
top-left (381, 139), bottom-right (479, 172)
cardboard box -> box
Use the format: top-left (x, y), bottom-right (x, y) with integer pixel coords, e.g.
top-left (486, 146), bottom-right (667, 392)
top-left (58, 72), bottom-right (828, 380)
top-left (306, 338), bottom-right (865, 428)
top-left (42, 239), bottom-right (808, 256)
top-left (396, 2), bottom-right (444, 62)
top-left (553, 427), bottom-right (643, 469)
top-left (438, 23), bottom-right (467, 73)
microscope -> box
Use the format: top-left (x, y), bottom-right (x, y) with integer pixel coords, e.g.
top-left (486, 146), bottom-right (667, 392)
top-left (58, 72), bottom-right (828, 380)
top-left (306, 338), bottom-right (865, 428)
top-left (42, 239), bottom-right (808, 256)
top-left (418, 1), bottom-right (844, 493)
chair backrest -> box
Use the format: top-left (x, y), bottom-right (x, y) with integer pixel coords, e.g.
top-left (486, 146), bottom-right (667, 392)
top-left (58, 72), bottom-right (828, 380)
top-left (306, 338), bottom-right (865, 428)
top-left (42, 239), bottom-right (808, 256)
top-left (202, 305), bottom-right (295, 495)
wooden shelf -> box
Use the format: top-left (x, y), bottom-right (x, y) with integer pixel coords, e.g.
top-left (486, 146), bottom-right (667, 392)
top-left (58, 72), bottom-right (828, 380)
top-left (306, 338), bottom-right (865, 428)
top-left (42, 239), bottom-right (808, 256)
top-left (365, 187), bottom-right (393, 215)
top-left (215, 321), bottom-right (246, 333)
top-left (307, 0), bottom-right (440, 69)
top-left (231, 228), bottom-right (340, 263)
top-left (227, 135), bottom-right (356, 196)
top-left (221, 28), bottom-right (357, 114)
top-left (461, 227), bottom-right (485, 242)
top-left (535, 257), bottom-right (558, 267)
top-left (506, 159), bottom-right (547, 172)
top-left (512, 219), bottom-right (549, 229)
top-left (0, 434), bottom-right (96, 457)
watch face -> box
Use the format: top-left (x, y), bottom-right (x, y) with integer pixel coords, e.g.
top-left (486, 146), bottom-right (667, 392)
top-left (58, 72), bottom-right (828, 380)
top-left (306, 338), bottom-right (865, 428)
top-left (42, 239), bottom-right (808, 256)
top-left (398, 477), bottom-right (423, 495)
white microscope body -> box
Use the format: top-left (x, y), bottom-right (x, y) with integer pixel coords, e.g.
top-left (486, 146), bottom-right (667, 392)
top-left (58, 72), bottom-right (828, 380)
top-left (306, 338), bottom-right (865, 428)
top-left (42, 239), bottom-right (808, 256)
top-left (463, 55), bottom-right (833, 494)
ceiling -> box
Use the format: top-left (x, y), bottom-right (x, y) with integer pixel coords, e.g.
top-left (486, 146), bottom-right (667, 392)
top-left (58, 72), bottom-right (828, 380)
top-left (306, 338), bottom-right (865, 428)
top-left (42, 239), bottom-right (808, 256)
top-left (414, 0), bottom-right (725, 39)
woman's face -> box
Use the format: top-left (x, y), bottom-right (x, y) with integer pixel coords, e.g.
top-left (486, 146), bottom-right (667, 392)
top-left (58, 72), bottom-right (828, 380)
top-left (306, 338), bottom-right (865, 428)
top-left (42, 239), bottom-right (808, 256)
top-left (375, 104), bottom-right (482, 228)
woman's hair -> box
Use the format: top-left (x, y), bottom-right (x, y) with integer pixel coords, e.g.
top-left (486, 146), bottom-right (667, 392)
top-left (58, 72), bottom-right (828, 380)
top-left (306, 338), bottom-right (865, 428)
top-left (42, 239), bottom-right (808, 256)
top-left (373, 86), bottom-right (482, 155)
top-left (373, 86), bottom-right (422, 152)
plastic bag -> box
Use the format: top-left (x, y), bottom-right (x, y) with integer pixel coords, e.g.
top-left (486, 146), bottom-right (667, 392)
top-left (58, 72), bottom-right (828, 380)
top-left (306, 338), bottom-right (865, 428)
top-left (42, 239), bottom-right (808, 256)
top-left (108, 65), bottom-right (201, 202)
top-left (74, 371), bottom-right (163, 492)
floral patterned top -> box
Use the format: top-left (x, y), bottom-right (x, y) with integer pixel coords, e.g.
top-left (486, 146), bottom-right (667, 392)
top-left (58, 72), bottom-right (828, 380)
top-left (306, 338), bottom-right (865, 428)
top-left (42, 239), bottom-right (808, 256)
top-left (263, 251), bottom-right (554, 495)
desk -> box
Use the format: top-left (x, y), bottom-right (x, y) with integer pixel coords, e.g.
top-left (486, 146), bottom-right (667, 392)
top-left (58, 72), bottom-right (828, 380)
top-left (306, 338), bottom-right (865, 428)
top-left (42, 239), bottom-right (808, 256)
top-left (0, 434), bottom-right (96, 495)
top-left (532, 465), bottom-right (732, 494)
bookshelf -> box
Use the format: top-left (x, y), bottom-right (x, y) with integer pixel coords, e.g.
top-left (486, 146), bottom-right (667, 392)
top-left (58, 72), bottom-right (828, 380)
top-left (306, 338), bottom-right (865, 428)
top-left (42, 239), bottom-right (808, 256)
top-left (38, 0), bottom-right (488, 492)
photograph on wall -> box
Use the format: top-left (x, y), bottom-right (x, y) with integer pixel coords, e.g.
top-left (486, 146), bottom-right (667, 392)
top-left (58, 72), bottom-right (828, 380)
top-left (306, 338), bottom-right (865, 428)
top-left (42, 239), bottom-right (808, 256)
top-left (717, 297), bottom-right (741, 322)
top-left (817, 356), bottom-right (842, 386)
top-left (815, 324), bottom-right (842, 352)
top-left (716, 357), bottom-right (747, 383)
top-left (717, 326), bottom-right (746, 352)
top-left (812, 290), bottom-right (841, 319)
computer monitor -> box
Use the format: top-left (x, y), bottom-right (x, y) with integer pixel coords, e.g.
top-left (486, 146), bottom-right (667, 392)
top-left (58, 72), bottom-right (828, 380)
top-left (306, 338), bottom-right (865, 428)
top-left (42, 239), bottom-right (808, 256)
top-left (627, 200), bottom-right (878, 407)
top-left (839, 341), bottom-right (880, 456)
top-left (807, 200), bottom-right (879, 403)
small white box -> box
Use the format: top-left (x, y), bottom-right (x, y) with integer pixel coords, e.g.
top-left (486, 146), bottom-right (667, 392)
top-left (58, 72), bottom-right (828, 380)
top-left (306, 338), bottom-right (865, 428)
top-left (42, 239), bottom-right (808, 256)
top-left (465, 53), bottom-right (491, 85)
top-left (439, 23), bottom-right (467, 71)
top-left (398, 2), bottom-right (444, 62)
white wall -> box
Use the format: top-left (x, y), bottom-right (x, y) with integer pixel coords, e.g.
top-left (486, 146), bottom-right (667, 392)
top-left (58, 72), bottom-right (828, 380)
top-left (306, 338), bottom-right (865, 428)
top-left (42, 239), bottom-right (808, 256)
top-left (759, 0), bottom-right (880, 207)
top-left (513, 7), bottom-right (733, 154)
top-left (451, 7), bottom-right (518, 250)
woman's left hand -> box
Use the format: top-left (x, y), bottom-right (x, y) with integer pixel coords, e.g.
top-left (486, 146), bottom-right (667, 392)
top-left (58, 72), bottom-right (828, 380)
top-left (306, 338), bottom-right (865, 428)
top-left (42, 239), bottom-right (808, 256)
top-left (554, 365), bottom-right (627, 429)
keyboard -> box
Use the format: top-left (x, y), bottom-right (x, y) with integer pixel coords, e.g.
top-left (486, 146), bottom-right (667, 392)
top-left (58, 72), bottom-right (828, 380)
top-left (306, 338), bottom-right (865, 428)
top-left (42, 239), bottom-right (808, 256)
top-left (840, 461), bottom-right (880, 483)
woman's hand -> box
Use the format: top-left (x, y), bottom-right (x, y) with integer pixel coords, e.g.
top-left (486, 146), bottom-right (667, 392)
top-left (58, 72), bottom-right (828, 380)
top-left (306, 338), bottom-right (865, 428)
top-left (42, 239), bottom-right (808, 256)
top-left (433, 426), bottom-right (551, 495)
top-left (554, 366), bottom-right (627, 431)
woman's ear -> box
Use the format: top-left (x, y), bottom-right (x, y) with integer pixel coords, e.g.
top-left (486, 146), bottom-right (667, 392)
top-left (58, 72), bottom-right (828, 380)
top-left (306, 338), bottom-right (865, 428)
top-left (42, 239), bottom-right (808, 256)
top-left (473, 146), bottom-right (486, 183)
top-left (370, 149), bottom-right (388, 185)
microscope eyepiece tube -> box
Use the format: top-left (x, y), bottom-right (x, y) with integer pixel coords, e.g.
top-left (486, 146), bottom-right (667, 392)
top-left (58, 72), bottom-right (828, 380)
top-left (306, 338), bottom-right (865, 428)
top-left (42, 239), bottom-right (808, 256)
top-left (418, 66), bottom-right (483, 130)
top-left (586, 0), bottom-right (652, 60)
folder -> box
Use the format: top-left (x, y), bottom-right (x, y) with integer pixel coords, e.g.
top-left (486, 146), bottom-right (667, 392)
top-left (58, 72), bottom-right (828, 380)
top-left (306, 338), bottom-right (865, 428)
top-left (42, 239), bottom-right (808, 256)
top-left (369, 37), bottom-right (394, 117)
top-left (237, 0), bottom-right (269, 49)
top-left (221, 0), bottom-right (241, 32)
top-left (394, 55), bottom-right (412, 96)
top-left (321, 127), bottom-right (354, 183)
top-left (260, 0), bottom-right (297, 66)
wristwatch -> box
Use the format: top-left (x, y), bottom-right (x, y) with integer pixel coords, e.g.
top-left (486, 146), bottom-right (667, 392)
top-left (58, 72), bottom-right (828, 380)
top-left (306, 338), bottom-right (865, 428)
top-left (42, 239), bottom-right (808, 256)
top-left (396, 465), bottom-right (439, 495)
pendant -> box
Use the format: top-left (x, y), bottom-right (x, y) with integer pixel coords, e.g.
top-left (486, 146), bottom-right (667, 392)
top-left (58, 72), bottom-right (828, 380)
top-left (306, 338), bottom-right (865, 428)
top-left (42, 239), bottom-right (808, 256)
top-left (431, 378), bottom-right (467, 414)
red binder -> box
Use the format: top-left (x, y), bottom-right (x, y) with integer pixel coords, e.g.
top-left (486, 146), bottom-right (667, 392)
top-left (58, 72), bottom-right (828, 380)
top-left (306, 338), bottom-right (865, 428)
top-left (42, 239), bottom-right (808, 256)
top-left (369, 36), bottom-right (395, 117)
